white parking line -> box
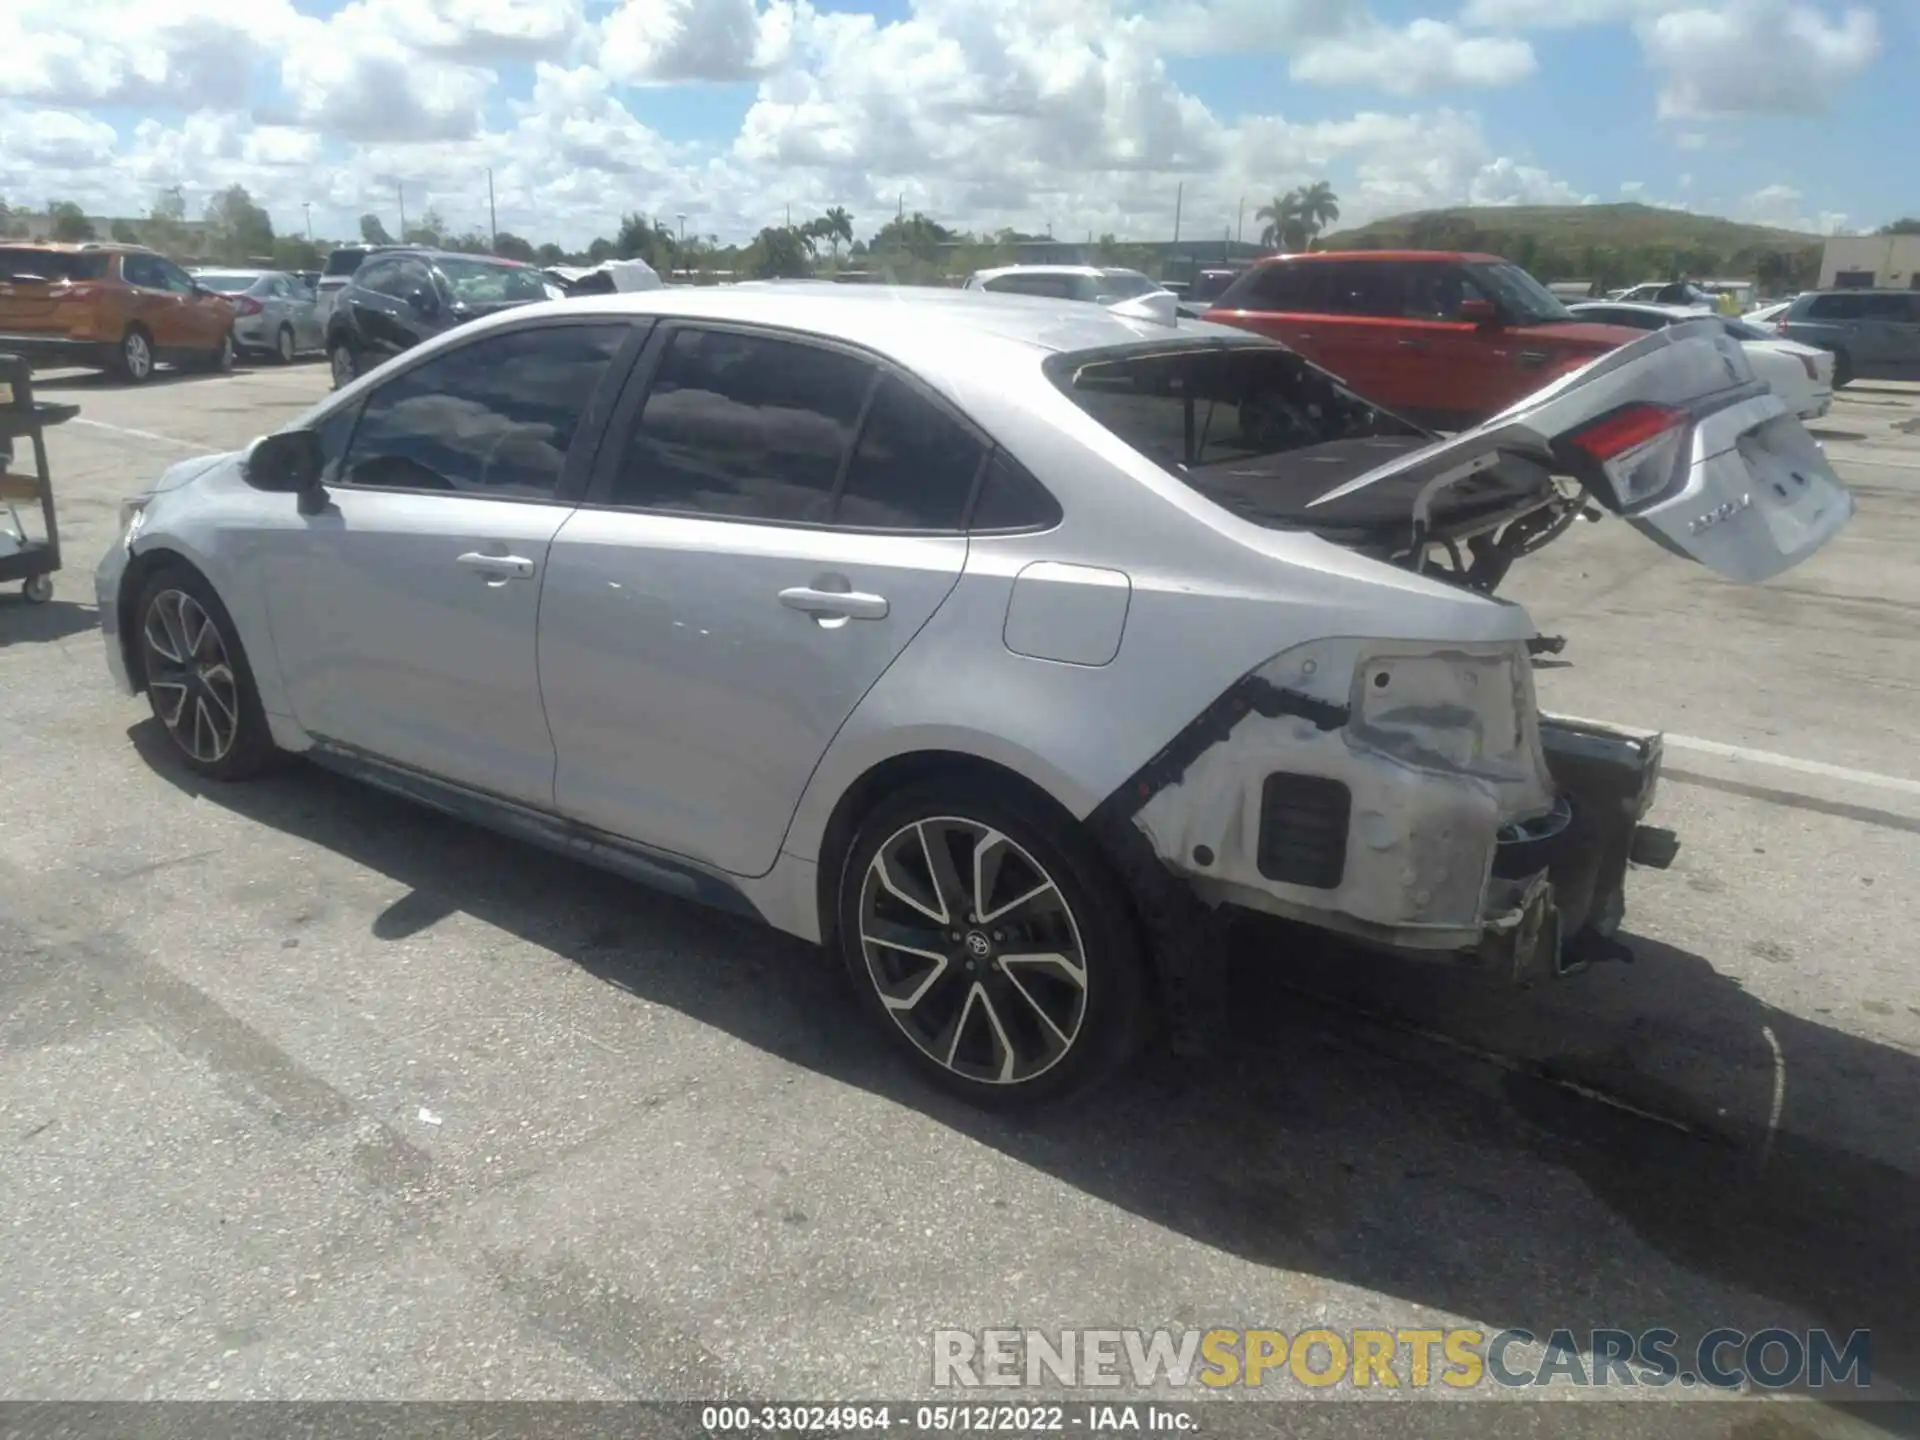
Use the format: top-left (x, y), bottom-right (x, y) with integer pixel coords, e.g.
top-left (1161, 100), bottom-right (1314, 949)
top-left (1663, 732), bottom-right (1920, 799)
top-left (69, 417), bottom-right (221, 454)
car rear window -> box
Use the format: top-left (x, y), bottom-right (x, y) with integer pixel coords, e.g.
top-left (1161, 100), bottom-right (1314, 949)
top-left (324, 248), bottom-right (371, 278)
top-left (194, 272), bottom-right (260, 293)
top-left (1049, 343), bottom-right (1422, 477)
top-left (0, 248), bottom-right (110, 282)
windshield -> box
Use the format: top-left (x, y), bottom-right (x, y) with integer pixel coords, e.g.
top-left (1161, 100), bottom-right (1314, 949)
top-left (434, 258), bottom-right (551, 303)
top-left (1466, 261), bottom-right (1574, 325)
top-left (1095, 270), bottom-right (1160, 300)
top-left (194, 272), bottom-right (261, 294)
top-left (0, 248), bottom-right (109, 282)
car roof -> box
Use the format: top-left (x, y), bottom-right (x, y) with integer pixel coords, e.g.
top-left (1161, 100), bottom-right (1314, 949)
top-left (453, 284), bottom-right (1259, 374)
top-left (0, 240), bottom-right (151, 253)
top-left (970, 264), bottom-right (1142, 281)
top-left (1252, 249), bottom-right (1507, 265)
top-left (1572, 301), bottom-right (1697, 320)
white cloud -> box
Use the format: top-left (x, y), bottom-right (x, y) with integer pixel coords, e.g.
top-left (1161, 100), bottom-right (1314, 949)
top-left (1288, 20), bottom-right (1537, 94)
top-left (600, 0), bottom-right (792, 84)
top-left (0, 103), bottom-right (120, 175)
top-left (1740, 182), bottom-right (1846, 234)
top-left (1460, 0), bottom-right (1880, 117)
top-left (1638, 0), bottom-right (1880, 117)
top-left (0, 0), bottom-right (299, 112)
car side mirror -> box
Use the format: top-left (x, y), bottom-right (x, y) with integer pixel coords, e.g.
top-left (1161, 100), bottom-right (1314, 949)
top-left (1459, 298), bottom-right (1501, 328)
top-left (243, 430), bottom-right (328, 513)
top-left (406, 287), bottom-right (439, 317)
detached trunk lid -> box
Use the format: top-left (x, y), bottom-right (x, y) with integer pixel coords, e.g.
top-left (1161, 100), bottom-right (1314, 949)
top-left (1309, 318), bottom-right (1852, 583)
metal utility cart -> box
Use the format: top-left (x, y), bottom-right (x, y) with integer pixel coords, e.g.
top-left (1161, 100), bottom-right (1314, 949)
top-left (0, 353), bottom-right (78, 605)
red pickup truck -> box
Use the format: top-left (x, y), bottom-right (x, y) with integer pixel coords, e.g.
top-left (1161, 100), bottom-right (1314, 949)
top-left (1203, 250), bottom-right (1644, 431)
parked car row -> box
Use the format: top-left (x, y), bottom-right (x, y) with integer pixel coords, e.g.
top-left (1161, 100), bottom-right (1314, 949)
top-left (98, 276), bottom-right (1852, 1103)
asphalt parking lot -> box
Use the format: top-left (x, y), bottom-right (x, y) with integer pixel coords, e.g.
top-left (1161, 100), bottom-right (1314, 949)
top-left (2, 354), bottom-right (1918, 1427)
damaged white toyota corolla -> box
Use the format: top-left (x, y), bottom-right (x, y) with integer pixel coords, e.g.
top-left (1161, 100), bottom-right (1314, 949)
top-left (96, 287), bottom-right (1852, 1104)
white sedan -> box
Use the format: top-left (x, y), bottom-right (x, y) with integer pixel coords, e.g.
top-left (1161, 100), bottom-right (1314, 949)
top-left (1570, 302), bottom-right (1834, 420)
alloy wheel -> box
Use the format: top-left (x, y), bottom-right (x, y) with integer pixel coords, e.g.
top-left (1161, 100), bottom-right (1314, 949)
top-left (123, 330), bottom-right (153, 382)
top-left (143, 589), bottom-right (241, 764)
top-left (857, 816), bottom-right (1089, 1086)
top-left (277, 326), bottom-right (295, 363)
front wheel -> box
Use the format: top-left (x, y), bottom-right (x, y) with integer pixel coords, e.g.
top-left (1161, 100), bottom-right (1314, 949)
top-left (836, 780), bottom-right (1148, 1106)
top-left (134, 566), bottom-right (281, 780)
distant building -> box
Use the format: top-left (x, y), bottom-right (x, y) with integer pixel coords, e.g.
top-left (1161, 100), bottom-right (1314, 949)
top-left (1818, 235), bottom-right (1920, 289)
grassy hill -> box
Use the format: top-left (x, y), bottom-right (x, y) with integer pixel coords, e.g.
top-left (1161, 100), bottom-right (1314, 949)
top-left (1319, 203), bottom-right (1824, 290)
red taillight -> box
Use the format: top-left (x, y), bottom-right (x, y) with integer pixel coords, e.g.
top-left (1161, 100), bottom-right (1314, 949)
top-left (236, 296), bottom-right (263, 316)
top-left (1564, 403), bottom-right (1685, 461)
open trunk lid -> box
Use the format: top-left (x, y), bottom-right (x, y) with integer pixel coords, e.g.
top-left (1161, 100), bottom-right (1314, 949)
top-left (1308, 318), bottom-right (1853, 583)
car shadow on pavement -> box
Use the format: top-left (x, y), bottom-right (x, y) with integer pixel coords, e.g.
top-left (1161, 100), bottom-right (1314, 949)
top-left (133, 731), bottom-right (1920, 1397)
top-left (0, 597), bottom-right (98, 647)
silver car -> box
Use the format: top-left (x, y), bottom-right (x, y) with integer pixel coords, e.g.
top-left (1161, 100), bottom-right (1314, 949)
top-left (96, 288), bottom-right (1852, 1104)
top-left (191, 269), bottom-right (324, 364)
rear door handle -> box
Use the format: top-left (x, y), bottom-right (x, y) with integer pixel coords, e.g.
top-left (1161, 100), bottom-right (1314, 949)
top-left (1519, 350), bottom-right (1548, 367)
top-left (779, 586), bottom-right (889, 621)
top-left (457, 551), bottom-right (536, 580)
top-left (1398, 339), bottom-right (1427, 350)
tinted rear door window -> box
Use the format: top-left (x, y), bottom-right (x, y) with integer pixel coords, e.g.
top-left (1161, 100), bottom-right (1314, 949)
top-left (609, 328), bottom-right (874, 523)
top-left (836, 374), bottom-right (984, 530)
top-left (1225, 263), bottom-right (1328, 312)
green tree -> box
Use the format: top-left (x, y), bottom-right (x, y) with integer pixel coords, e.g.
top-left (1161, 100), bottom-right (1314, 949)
top-left (868, 212), bottom-right (953, 261)
top-left (1295, 180), bottom-right (1340, 248)
top-left (46, 199), bottom-right (94, 242)
top-left (493, 231), bottom-right (537, 263)
top-left (272, 235), bottom-right (321, 271)
top-left (585, 236), bottom-right (615, 263)
top-left (1878, 218), bottom-right (1920, 235)
top-left (402, 208), bottom-right (445, 247)
top-left (748, 225), bottom-right (812, 279)
top-left (818, 206), bottom-right (854, 261)
top-left (359, 213), bottom-right (393, 244)
top-left (203, 184), bottom-right (275, 262)
top-left (111, 218), bottom-right (142, 243)
top-left (615, 211), bottom-right (677, 269)
top-left (535, 242), bottom-right (566, 265)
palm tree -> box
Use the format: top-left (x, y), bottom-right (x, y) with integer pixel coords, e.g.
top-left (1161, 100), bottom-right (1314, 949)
top-left (1295, 181), bottom-right (1340, 248)
top-left (822, 206), bottom-right (854, 261)
top-left (1255, 191), bottom-right (1304, 251)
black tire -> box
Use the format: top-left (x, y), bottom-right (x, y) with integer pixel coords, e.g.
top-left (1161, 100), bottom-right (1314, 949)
top-left (114, 325), bottom-right (155, 384)
top-left (133, 563), bottom-right (281, 781)
top-left (835, 778), bottom-right (1148, 1107)
top-left (328, 338), bottom-right (359, 389)
top-left (275, 324), bottom-right (296, 364)
top-left (1830, 348), bottom-right (1853, 389)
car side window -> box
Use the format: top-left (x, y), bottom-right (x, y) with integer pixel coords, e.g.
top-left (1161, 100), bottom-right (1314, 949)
top-left (836, 374), bottom-right (984, 530)
top-left (155, 259), bottom-right (197, 294)
top-left (395, 260), bottom-right (433, 297)
top-left (354, 260), bottom-right (396, 295)
top-left (338, 324), bottom-right (629, 499)
top-left (609, 327), bottom-right (874, 523)
top-left (1318, 262), bottom-right (1399, 317)
top-left (122, 254), bottom-right (161, 289)
top-left (969, 450), bottom-right (1062, 532)
top-left (269, 276), bottom-right (291, 299)
top-left (1229, 263), bottom-right (1322, 311)
top-left (1861, 294), bottom-right (1914, 321)
top-left (1400, 263), bottom-right (1470, 320)
top-left (1806, 294), bottom-right (1861, 320)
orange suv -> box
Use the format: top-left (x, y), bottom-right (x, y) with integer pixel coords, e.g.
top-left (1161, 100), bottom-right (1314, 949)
top-left (1203, 250), bottom-right (1644, 430)
top-left (0, 242), bottom-right (237, 383)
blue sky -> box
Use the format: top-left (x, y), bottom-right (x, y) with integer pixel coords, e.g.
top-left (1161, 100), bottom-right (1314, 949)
top-left (0, 0), bottom-right (1906, 248)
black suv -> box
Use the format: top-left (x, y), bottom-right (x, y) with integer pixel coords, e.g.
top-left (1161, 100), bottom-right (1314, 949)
top-left (325, 249), bottom-right (556, 388)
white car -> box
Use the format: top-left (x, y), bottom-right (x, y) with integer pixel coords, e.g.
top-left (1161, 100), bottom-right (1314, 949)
top-left (1570, 302), bottom-right (1834, 420)
top-left (1608, 282), bottom-right (1716, 311)
top-left (96, 290), bottom-right (1851, 1103)
top-left (964, 265), bottom-right (1174, 311)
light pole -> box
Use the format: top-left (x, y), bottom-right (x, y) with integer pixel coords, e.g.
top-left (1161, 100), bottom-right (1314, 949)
top-left (302, 202), bottom-right (312, 241)
top-left (676, 213), bottom-right (688, 278)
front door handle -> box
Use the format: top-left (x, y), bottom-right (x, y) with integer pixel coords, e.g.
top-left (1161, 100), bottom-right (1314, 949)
top-left (1519, 350), bottom-right (1549, 368)
top-left (457, 551), bottom-right (536, 580)
top-left (1398, 339), bottom-right (1427, 350)
top-left (779, 585), bottom-right (889, 621)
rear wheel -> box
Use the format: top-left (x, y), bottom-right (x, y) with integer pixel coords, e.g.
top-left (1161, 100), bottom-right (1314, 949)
top-left (114, 326), bottom-right (154, 384)
top-left (135, 565), bottom-right (280, 780)
top-left (1830, 348), bottom-right (1854, 389)
top-left (201, 330), bottom-right (236, 374)
top-left (835, 779), bottom-right (1147, 1107)
top-left (275, 324), bottom-right (296, 364)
